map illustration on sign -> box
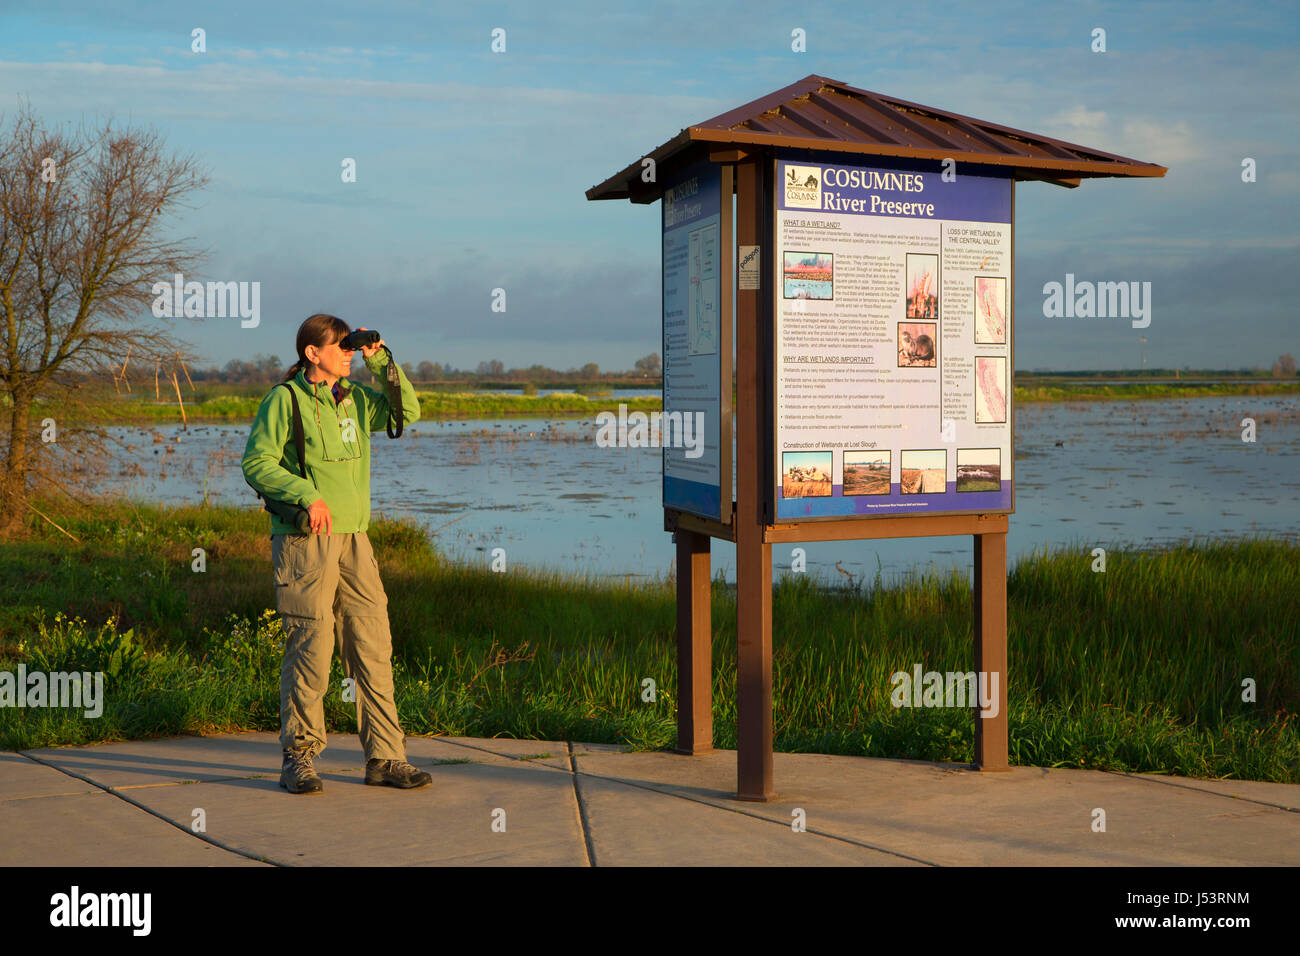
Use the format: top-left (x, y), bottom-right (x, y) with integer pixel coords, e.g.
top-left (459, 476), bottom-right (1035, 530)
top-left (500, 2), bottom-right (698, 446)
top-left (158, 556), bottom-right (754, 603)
top-left (688, 223), bottom-right (718, 356)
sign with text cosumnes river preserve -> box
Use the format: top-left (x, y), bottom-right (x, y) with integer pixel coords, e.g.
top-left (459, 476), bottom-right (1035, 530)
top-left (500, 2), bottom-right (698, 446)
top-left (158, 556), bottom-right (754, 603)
top-left (662, 160), bottom-right (727, 521)
top-left (774, 155), bottom-right (1014, 521)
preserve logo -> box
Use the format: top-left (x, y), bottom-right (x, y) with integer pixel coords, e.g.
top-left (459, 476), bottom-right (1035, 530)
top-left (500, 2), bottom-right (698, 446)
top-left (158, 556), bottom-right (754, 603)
top-left (784, 165), bottom-right (821, 208)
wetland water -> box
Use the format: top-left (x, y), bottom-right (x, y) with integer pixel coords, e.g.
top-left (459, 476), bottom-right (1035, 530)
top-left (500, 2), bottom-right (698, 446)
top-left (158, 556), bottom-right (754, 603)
top-left (103, 394), bottom-right (1299, 586)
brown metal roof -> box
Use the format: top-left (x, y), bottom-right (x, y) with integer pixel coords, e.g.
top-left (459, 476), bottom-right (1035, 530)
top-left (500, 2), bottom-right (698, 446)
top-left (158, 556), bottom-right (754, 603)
top-left (588, 74), bottom-right (1166, 201)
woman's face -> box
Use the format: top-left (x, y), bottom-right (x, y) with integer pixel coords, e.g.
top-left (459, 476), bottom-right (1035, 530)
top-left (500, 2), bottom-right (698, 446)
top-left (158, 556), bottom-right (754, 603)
top-left (306, 335), bottom-right (355, 379)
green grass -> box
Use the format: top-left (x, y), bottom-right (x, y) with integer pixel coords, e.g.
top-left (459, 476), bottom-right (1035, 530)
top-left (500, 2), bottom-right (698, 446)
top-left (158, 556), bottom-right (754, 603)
top-left (408, 391), bottom-right (656, 418)
top-left (1015, 381), bottom-right (1300, 402)
top-left (1, 496), bottom-right (1296, 782)
top-left (52, 389), bottom-right (662, 424)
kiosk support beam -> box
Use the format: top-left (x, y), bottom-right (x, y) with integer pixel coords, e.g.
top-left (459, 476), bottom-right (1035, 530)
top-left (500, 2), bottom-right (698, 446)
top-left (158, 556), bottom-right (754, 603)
top-left (973, 531), bottom-right (1010, 770)
top-left (674, 529), bottom-right (713, 754)
top-left (735, 157), bottom-right (775, 802)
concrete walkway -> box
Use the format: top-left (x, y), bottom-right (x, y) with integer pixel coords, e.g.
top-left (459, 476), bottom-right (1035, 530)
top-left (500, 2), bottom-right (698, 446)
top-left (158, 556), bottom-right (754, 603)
top-left (3, 732), bottom-right (1297, 866)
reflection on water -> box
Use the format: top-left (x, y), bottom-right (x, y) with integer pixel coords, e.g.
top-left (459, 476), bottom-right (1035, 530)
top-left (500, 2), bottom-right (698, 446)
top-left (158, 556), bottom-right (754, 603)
top-left (100, 395), bottom-right (1300, 586)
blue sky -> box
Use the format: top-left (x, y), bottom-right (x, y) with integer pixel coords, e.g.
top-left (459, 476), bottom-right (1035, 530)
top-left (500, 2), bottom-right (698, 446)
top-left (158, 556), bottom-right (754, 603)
top-left (1, 0), bottom-right (1296, 372)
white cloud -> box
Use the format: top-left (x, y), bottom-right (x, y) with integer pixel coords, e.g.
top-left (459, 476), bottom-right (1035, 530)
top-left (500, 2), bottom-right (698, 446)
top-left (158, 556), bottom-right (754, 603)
top-left (1043, 105), bottom-right (1109, 137)
top-left (1035, 106), bottom-right (1202, 167)
top-left (1104, 235), bottom-right (1300, 249)
top-left (1029, 105), bottom-right (1201, 167)
top-left (1116, 119), bottom-right (1202, 167)
top-left (0, 58), bottom-right (723, 137)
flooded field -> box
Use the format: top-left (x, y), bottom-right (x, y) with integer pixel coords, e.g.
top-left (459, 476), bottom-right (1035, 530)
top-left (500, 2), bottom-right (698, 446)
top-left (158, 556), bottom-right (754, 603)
top-left (956, 464), bottom-right (1001, 493)
top-left (97, 394), bottom-right (1300, 586)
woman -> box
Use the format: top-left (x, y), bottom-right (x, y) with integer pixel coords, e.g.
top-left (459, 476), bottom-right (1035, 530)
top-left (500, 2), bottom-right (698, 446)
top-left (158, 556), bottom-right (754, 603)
top-left (241, 313), bottom-right (429, 794)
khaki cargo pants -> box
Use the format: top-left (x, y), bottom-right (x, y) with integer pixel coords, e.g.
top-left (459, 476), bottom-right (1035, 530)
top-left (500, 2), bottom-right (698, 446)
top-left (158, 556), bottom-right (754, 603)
top-left (271, 531), bottom-right (406, 761)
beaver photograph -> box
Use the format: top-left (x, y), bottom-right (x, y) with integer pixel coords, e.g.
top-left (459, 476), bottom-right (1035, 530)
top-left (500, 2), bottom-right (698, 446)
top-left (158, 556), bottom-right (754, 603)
top-left (898, 324), bottom-right (937, 367)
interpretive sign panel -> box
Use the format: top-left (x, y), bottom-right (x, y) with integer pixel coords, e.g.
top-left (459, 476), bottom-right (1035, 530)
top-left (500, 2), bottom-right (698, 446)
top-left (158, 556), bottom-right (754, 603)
top-left (772, 155), bottom-right (1013, 521)
top-left (662, 160), bottom-right (727, 521)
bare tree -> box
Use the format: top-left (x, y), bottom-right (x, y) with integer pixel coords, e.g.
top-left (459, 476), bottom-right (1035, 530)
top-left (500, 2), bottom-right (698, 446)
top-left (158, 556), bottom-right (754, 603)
top-left (1272, 353), bottom-right (1296, 377)
top-left (0, 101), bottom-right (209, 537)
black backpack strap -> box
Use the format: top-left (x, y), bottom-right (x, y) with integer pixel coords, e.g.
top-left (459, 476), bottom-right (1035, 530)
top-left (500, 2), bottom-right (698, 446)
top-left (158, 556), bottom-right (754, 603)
top-left (247, 382), bottom-right (313, 533)
top-left (382, 345), bottom-right (404, 439)
top-left (278, 382), bottom-right (308, 479)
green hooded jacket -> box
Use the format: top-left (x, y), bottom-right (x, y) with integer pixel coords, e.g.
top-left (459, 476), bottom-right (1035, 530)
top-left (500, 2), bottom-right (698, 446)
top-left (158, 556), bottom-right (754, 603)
top-left (241, 349), bottom-right (420, 535)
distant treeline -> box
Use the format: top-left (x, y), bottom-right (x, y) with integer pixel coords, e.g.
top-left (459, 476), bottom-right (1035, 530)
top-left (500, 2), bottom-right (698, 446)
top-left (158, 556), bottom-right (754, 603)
top-left (1017, 363), bottom-right (1295, 380)
top-left (185, 353), bottom-right (664, 386)
top-left (67, 354), bottom-right (1294, 389)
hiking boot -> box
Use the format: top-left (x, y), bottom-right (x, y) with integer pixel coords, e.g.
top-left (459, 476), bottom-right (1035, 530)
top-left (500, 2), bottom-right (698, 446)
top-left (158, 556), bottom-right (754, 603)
top-left (280, 747), bottom-right (324, 794)
top-left (365, 758), bottom-right (432, 789)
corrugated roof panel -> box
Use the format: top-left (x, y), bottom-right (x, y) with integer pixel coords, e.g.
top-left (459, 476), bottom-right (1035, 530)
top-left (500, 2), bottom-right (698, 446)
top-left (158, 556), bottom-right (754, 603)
top-left (804, 91), bottom-right (933, 148)
top-left (773, 98), bottom-right (862, 143)
top-left (751, 108), bottom-right (831, 140)
top-left (588, 74), bottom-right (1166, 200)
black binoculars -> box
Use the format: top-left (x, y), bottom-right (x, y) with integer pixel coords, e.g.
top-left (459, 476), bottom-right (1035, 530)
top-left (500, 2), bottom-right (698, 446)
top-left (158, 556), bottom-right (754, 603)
top-left (341, 329), bottom-right (381, 350)
top-left (262, 496), bottom-right (313, 534)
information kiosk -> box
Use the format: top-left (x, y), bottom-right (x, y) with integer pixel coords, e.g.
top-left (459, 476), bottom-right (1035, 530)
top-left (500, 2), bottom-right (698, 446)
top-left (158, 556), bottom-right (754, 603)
top-left (587, 75), bottom-right (1165, 800)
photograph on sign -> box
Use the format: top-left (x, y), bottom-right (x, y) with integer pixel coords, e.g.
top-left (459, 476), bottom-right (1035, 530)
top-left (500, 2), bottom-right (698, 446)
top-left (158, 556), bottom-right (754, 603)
top-left (662, 161), bottom-right (727, 522)
top-left (773, 156), bottom-right (1013, 520)
top-left (843, 450), bottom-right (890, 495)
top-left (783, 251), bottom-right (833, 299)
top-left (956, 448), bottom-right (1002, 493)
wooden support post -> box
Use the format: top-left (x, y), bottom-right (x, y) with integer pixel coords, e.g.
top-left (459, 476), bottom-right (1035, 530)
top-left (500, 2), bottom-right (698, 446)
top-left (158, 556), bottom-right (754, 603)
top-left (674, 528), bottom-right (713, 754)
top-left (973, 531), bottom-right (1010, 770)
top-left (735, 157), bottom-right (775, 802)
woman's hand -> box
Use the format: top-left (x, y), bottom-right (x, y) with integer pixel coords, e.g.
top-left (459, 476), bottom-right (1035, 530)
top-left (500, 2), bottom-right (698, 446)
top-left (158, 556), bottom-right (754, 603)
top-left (307, 499), bottom-right (333, 535)
top-left (355, 326), bottom-right (387, 360)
